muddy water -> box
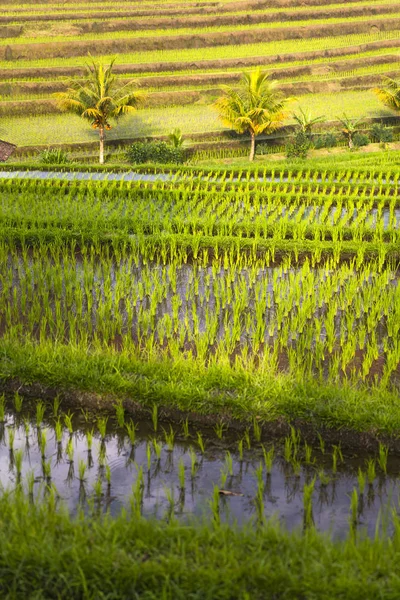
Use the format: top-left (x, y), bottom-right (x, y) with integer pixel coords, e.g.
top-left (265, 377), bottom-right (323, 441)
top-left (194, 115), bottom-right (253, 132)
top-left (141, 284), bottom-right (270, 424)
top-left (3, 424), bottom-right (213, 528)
top-left (2, 402), bottom-right (400, 539)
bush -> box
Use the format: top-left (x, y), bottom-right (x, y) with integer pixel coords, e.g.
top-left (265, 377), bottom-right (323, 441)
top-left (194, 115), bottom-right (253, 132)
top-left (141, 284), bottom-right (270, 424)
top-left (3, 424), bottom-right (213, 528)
top-left (353, 133), bottom-right (369, 148)
top-left (370, 123), bottom-right (393, 143)
top-left (39, 148), bottom-right (70, 165)
top-left (313, 133), bottom-right (337, 149)
top-left (286, 131), bottom-right (312, 159)
top-left (126, 141), bottom-right (185, 165)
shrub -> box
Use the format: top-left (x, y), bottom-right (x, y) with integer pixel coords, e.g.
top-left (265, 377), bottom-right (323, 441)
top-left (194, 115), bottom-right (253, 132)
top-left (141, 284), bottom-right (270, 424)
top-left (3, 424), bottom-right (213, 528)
top-left (313, 133), bottom-right (337, 149)
top-left (286, 131), bottom-right (312, 159)
top-left (353, 133), bottom-right (369, 148)
top-left (125, 141), bottom-right (185, 165)
top-left (39, 148), bottom-right (70, 165)
top-left (370, 123), bottom-right (393, 143)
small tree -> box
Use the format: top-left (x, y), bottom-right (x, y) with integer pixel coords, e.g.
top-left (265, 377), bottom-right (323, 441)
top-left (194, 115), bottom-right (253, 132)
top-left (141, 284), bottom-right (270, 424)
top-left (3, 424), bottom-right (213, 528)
top-left (53, 57), bottom-right (145, 164)
top-left (337, 113), bottom-right (364, 149)
top-left (213, 69), bottom-right (290, 161)
top-left (373, 77), bottom-right (400, 114)
top-left (292, 106), bottom-right (325, 138)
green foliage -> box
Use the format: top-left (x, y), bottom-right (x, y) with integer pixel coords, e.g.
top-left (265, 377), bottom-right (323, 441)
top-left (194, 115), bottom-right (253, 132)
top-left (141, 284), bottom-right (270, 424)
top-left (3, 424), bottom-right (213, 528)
top-left (313, 133), bottom-right (338, 149)
top-left (370, 123), bottom-right (394, 143)
top-left (286, 131), bottom-right (313, 159)
top-left (353, 133), bottom-right (370, 148)
top-left (125, 141), bottom-right (185, 165)
top-left (39, 148), bottom-right (70, 165)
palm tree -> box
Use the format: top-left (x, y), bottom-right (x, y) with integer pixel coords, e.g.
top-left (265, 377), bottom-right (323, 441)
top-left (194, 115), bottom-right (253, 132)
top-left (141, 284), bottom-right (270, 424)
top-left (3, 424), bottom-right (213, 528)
top-left (373, 77), bottom-right (400, 113)
top-left (53, 57), bottom-right (145, 164)
top-left (337, 113), bottom-right (364, 149)
top-left (292, 106), bottom-right (325, 138)
top-left (213, 69), bottom-right (290, 161)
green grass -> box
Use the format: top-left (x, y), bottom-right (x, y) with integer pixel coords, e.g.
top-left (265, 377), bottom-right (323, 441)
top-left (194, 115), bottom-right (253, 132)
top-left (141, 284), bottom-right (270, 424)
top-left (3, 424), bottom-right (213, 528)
top-left (0, 486), bottom-right (400, 599)
top-left (0, 90), bottom-right (394, 147)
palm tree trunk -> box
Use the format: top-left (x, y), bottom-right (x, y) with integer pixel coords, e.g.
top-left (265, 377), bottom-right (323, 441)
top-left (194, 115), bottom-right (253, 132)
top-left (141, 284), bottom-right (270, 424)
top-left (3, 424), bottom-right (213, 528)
top-left (348, 135), bottom-right (353, 149)
top-left (249, 131), bottom-right (256, 161)
top-left (99, 126), bottom-right (105, 164)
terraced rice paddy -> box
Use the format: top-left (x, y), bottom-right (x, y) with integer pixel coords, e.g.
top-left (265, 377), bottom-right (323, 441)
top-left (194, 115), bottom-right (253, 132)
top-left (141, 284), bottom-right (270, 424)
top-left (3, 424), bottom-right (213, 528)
top-left (1, 0), bottom-right (399, 152)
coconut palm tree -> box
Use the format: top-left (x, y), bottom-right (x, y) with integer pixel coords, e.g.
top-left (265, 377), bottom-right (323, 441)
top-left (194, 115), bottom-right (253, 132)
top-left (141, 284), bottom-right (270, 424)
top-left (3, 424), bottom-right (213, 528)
top-left (292, 106), bottom-right (325, 138)
top-left (337, 113), bottom-right (364, 149)
top-left (214, 69), bottom-right (290, 161)
top-left (53, 57), bottom-right (145, 164)
top-left (373, 77), bottom-right (400, 113)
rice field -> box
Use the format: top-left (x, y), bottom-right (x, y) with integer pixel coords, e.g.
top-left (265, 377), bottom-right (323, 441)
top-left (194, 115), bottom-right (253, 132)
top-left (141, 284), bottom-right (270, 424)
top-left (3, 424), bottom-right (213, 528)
top-left (1, 0), bottom-right (399, 152)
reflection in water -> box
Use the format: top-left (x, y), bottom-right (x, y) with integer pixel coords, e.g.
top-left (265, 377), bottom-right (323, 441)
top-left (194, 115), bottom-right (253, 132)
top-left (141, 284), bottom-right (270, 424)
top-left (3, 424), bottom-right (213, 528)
top-left (0, 403), bottom-right (399, 540)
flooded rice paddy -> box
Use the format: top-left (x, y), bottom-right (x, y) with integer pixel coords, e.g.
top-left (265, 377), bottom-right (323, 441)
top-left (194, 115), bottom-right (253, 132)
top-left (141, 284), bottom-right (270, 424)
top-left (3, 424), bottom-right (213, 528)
top-left (1, 395), bottom-right (400, 540)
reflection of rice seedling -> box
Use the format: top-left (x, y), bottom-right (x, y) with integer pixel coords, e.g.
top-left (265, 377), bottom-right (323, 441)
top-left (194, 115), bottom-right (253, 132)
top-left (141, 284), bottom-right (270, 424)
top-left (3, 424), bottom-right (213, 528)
top-left (303, 477), bottom-right (316, 529)
top-left (125, 420), bottom-right (137, 445)
top-left (13, 393), bottom-right (23, 413)
top-left (357, 468), bottom-right (366, 495)
top-left (114, 400), bottom-right (125, 428)
top-left (350, 488), bottom-right (358, 534)
top-left (8, 428), bottom-right (15, 452)
top-left (178, 458), bottom-right (185, 490)
top-left (97, 417), bottom-right (108, 441)
top-left (225, 451), bottom-right (233, 476)
top-left (378, 443), bottom-right (389, 474)
top-left (163, 425), bottom-right (175, 451)
top-left (105, 465), bottom-right (111, 488)
top-left (36, 402), bottom-right (46, 428)
top-left (14, 448), bottom-right (23, 481)
top-left (197, 432), bottom-right (205, 454)
top-left (189, 447), bottom-right (198, 478)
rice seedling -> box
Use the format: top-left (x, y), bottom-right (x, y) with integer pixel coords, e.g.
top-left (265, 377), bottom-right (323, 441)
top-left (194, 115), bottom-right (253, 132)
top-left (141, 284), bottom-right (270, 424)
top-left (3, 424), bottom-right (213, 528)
top-left (262, 446), bottom-right (274, 475)
top-left (244, 429), bottom-right (251, 450)
top-left (54, 418), bottom-right (63, 445)
top-left (152, 438), bottom-right (162, 461)
top-left (43, 460), bottom-right (52, 483)
top-left (131, 466), bottom-right (144, 519)
top-left (332, 445), bottom-right (343, 474)
top-left (181, 418), bottom-right (190, 439)
top-left (238, 439), bottom-right (244, 462)
top-left (0, 396), bottom-right (5, 423)
top-left (97, 417), bottom-right (108, 441)
top-left (26, 470), bottom-right (35, 497)
top-left (304, 443), bottom-right (314, 465)
top-left (214, 421), bottom-right (225, 440)
top-left (14, 448), bottom-right (23, 481)
top-left (357, 468), bottom-right (366, 495)
top-left (93, 478), bottom-right (103, 500)
top-left (52, 395), bottom-right (61, 417)
top-left (66, 438), bottom-right (74, 463)
top-left (210, 485), bottom-right (220, 526)
top-left (114, 400), bottom-right (125, 428)
top-left (163, 425), bottom-right (175, 451)
top-left (317, 433), bottom-right (325, 455)
top-left (197, 432), bottom-right (205, 454)
top-left (36, 402), bottom-right (46, 428)
top-left (366, 458), bottom-right (376, 485)
top-left (225, 451), bottom-right (233, 477)
top-left (78, 459), bottom-right (87, 483)
top-left (13, 393), bottom-right (23, 413)
top-left (39, 429), bottom-right (47, 459)
top-left (189, 447), bottom-right (198, 478)
top-left (146, 441), bottom-right (152, 470)
top-left (152, 404), bottom-right (158, 433)
top-left (125, 420), bottom-right (137, 446)
top-left (318, 469), bottom-right (331, 487)
top-left (349, 488), bottom-right (359, 534)
top-left (253, 418), bottom-right (262, 443)
top-left (64, 413), bottom-right (74, 435)
top-left (86, 429), bottom-right (93, 452)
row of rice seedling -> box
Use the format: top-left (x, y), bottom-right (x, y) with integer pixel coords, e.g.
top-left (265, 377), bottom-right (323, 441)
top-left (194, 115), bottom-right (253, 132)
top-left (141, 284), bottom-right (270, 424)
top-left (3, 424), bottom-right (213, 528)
top-left (0, 238), bottom-right (398, 389)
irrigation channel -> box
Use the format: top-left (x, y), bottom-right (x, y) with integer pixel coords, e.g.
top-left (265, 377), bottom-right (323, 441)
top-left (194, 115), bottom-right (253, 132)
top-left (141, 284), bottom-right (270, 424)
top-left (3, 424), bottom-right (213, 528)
top-left (1, 394), bottom-right (399, 540)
